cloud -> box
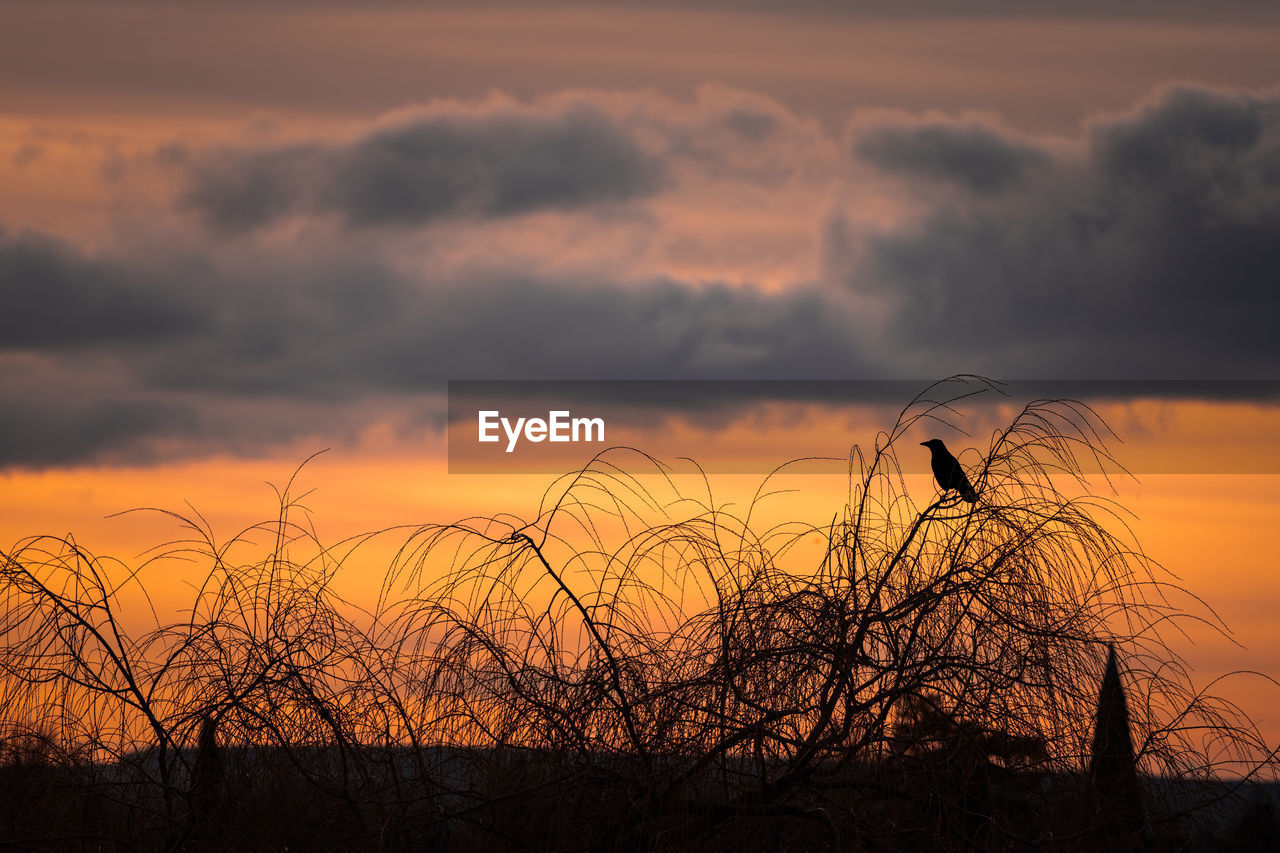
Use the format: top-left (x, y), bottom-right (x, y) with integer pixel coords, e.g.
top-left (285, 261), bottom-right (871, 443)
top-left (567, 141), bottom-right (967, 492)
top-left (176, 101), bottom-right (663, 232)
top-left (137, 268), bottom-right (869, 393)
top-left (839, 85), bottom-right (1280, 378)
top-left (0, 229), bottom-right (871, 464)
top-left (0, 350), bottom-right (450, 467)
top-left (0, 228), bottom-right (206, 349)
top-left (6, 83), bottom-right (1280, 468)
top-left (853, 120), bottom-right (1048, 192)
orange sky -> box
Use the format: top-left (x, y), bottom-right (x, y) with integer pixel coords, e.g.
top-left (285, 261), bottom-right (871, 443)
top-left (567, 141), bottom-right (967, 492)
top-left (3, 410), bottom-right (1277, 744)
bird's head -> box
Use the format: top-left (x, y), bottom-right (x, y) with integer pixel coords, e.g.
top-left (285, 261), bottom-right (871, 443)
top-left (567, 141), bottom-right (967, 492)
top-left (920, 439), bottom-right (945, 451)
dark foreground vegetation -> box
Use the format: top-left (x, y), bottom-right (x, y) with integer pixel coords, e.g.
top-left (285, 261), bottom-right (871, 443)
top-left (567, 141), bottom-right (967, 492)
top-left (2, 379), bottom-right (1276, 851)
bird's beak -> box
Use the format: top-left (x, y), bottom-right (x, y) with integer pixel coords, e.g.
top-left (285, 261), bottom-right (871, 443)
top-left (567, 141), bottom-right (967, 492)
top-left (919, 441), bottom-right (928, 446)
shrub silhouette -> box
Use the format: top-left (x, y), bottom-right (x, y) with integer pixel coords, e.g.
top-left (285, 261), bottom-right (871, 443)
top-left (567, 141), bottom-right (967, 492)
top-left (0, 377), bottom-right (1275, 850)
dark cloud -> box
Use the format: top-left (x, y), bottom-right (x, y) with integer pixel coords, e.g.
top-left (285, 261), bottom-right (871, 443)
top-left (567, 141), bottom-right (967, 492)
top-left (854, 121), bottom-right (1048, 192)
top-left (177, 145), bottom-right (315, 232)
top-left (137, 269), bottom-right (868, 393)
top-left (0, 229), bottom-right (206, 349)
top-left (0, 393), bottom-right (196, 467)
top-left (0, 352), bottom-right (448, 467)
top-left (0, 229), bottom-right (870, 464)
top-left (1093, 87), bottom-right (1268, 185)
top-left (7, 83), bottom-right (1280, 468)
top-left (178, 103), bottom-right (662, 231)
top-left (843, 85), bottom-right (1280, 378)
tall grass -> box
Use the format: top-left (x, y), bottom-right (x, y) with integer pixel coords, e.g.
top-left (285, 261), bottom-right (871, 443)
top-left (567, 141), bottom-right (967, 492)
top-left (1, 378), bottom-right (1274, 850)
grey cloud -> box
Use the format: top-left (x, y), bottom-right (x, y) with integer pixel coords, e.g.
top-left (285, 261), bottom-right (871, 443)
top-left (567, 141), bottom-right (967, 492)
top-left (1093, 87), bottom-right (1270, 185)
top-left (0, 395), bottom-right (197, 468)
top-left (0, 353), bottom-right (445, 468)
top-left (10, 82), bottom-right (1280, 468)
top-left (854, 122), bottom-right (1048, 192)
top-left (138, 268), bottom-right (868, 393)
top-left (178, 145), bottom-right (316, 232)
top-left (0, 229), bottom-right (871, 464)
top-left (0, 229), bottom-right (206, 349)
top-left (843, 85), bottom-right (1280, 377)
top-left (178, 104), bottom-right (662, 231)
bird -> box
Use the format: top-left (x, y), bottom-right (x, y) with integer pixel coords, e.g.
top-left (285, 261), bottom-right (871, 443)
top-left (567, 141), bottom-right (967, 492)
top-left (920, 438), bottom-right (977, 503)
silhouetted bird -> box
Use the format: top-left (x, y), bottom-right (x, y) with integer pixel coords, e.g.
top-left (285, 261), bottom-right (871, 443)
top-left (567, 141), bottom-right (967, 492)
top-left (921, 439), bottom-right (977, 503)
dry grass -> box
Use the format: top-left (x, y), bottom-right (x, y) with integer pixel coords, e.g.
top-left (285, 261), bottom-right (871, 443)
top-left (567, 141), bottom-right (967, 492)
top-left (1, 377), bottom-right (1274, 850)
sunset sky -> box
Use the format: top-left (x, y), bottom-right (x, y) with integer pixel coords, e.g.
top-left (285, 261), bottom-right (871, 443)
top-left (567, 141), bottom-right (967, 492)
top-left (3, 1), bottom-right (1280, 745)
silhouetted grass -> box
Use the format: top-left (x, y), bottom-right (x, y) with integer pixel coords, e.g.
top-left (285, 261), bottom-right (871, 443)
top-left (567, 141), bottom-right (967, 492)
top-left (1, 377), bottom-right (1275, 850)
